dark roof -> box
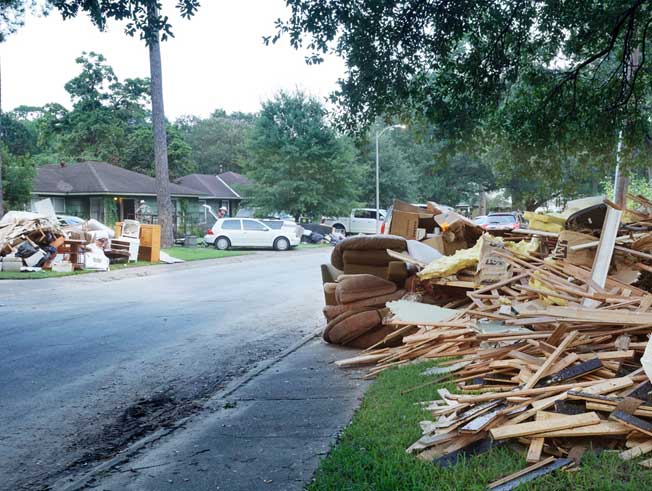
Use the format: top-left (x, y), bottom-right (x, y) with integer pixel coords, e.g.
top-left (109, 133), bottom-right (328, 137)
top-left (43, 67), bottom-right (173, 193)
top-left (218, 171), bottom-right (252, 187)
top-left (34, 161), bottom-right (203, 197)
top-left (174, 174), bottom-right (240, 199)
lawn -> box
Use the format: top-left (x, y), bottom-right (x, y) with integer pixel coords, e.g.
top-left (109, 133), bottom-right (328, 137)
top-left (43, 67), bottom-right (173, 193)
top-left (0, 247), bottom-right (248, 279)
top-left (164, 246), bottom-right (249, 261)
top-left (308, 361), bottom-right (652, 491)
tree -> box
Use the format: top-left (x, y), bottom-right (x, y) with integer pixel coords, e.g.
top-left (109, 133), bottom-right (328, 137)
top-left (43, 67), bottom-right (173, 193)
top-left (176, 110), bottom-right (256, 175)
top-left (243, 91), bottom-right (363, 221)
top-left (50, 0), bottom-right (201, 246)
top-left (272, 2), bottom-right (652, 206)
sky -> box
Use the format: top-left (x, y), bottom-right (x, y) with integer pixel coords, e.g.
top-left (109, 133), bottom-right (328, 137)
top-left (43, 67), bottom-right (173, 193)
top-left (1, 0), bottom-right (346, 119)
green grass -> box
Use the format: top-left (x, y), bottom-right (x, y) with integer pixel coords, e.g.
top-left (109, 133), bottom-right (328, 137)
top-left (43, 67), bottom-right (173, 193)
top-left (308, 361), bottom-right (652, 491)
top-left (163, 246), bottom-right (249, 261)
top-left (0, 260), bottom-right (154, 280)
top-left (0, 246), bottom-right (246, 280)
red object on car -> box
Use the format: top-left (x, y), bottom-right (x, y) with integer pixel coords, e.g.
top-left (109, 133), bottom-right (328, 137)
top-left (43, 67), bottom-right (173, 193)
top-left (207, 228), bottom-right (214, 235)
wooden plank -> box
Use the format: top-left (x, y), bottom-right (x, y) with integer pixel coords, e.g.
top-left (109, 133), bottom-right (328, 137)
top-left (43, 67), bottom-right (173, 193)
top-left (523, 331), bottom-right (579, 390)
top-left (490, 458), bottom-right (572, 491)
top-left (489, 412), bottom-right (601, 440)
top-left (620, 439), bottom-right (652, 461)
top-left (526, 437), bottom-right (544, 463)
top-left (535, 357), bottom-right (602, 387)
top-left (610, 411), bottom-right (652, 437)
top-left (487, 456), bottom-right (556, 489)
top-left (583, 205), bottom-right (622, 308)
top-left (525, 306), bottom-right (652, 325)
top-left (452, 379), bottom-right (619, 404)
top-left (530, 421), bottom-right (629, 438)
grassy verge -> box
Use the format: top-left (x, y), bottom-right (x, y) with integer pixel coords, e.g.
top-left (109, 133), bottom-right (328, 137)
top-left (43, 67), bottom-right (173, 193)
top-left (164, 246), bottom-right (249, 261)
top-left (0, 247), bottom-right (248, 279)
top-left (308, 361), bottom-right (652, 491)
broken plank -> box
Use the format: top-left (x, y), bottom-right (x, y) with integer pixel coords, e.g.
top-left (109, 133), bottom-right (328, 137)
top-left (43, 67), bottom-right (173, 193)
top-left (526, 437), bottom-right (544, 463)
top-left (610, 410), bottom-right (652, 437)
top-left (620, 439), bottom-right (652, 461)
top-left (523, 331), bottom-right (579, 390)
top-left (530, 421), bottom-right (629, 438)
top-left (489, 412), bottom-right (601, 440)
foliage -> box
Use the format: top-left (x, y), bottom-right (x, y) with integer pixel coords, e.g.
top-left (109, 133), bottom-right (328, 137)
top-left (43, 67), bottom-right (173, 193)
top-left (0, 0), bottom-right (34, 42)
top-left (1, 149), bottom-right (36, 209)
top-left (49, 0), bottom-right (201, 43)
top-left (176, 110), bottom-right (256, 175)
top-left (243, 91), bottom-right (364, 220)
top-left (272, 1), bottom-right (652, 207)
top-left (13, 52), bottom-right (196, 178)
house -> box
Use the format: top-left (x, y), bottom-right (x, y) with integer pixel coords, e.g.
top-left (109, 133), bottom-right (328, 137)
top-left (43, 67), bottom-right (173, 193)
top-left (32, 161), bottom-right (203, 223)
top-left (174, 172), bottom-right (251, 222)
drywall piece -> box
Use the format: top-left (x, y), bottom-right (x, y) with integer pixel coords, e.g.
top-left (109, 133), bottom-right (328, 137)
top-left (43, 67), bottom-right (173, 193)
top-left (386, 300), bottom-right (458, 325)
top-left (583, 204), bottom-right (623, 308)
top-left (642, 335), bottom-right (652, 385)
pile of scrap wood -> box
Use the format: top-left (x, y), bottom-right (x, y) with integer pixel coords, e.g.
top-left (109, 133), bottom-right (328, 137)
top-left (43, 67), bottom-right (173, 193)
top-left (333, 199), bottom-right (652, 484)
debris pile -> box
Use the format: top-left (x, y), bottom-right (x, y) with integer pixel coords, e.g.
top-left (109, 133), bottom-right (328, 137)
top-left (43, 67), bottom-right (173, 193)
top-left (0, 212), bottom-right (66, 271)
top-left (321, 196), bottom-right (652, 485)
top-left (0, 206), bottom-right (161, 273)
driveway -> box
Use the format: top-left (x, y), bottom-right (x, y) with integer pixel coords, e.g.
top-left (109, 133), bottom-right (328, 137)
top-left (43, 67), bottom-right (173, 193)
top-left (0, 247), bottom-right (330, 489)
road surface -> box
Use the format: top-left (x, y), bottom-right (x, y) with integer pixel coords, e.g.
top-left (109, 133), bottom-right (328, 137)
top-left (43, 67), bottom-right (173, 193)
top-left (0, 248), bottom-right (329, 489)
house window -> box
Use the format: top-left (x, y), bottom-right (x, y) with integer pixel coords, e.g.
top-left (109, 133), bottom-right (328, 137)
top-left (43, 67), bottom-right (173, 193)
top-left (199, 200), bottom-right (207, 224)
top-left (90, 197), bottom-right (104, 221)
top-left (52, 197), bottom-right (66, 214)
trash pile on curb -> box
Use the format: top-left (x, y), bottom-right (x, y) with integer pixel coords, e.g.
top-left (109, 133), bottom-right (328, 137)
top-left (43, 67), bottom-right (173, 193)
top-left (0, 202), bottom-right (164, 273)
top-left (320, 195), bottom-right (652, 486)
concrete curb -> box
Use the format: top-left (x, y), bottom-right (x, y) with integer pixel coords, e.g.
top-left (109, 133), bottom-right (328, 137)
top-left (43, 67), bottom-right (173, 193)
top-left (54, 328), bottom-right (322, 491)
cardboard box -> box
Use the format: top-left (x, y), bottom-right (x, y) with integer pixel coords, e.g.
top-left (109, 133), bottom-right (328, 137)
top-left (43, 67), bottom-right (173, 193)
top-left (389, 210), bottom-right (420, 239)
top-left (475, 237), bottom-right (510, 285)
top-left (52, 261), bottom-right (74, 273)
top-left (421, 235), bottom-right (445, 254)
top-left (1, 257), bottom-right (22, 272)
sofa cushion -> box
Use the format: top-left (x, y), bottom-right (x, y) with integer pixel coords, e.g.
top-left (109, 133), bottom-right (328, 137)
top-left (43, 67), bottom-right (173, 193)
top-left (323, 289), bottom-right (406, 321)
top-left (335, 274), bottom-right (397, 304)
top-left (331, 234), bottom-right (407, 270)
top-left (342, 249), bottom-right (394, 266)
top-left (323, 308), bottom-right (383, 346)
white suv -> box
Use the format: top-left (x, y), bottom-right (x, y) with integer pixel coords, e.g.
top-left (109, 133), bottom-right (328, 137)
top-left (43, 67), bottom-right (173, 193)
top-left (204, 218), bottom-right (302, 251)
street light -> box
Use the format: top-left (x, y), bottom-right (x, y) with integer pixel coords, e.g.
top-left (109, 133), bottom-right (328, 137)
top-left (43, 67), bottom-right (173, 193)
top-left (375, 124), bottom-right (407, 233)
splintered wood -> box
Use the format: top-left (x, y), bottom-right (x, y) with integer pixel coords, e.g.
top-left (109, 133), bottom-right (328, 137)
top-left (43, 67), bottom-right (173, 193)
top-left (336, 235), bottom-right (652, 485)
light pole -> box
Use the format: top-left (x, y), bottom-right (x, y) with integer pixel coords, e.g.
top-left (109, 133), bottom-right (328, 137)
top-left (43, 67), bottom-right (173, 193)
top-left (375, 124), bottom-right (406, 232)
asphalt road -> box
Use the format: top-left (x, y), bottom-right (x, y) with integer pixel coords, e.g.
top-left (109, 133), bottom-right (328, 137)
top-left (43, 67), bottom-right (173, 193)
top-left (0, 247), bottom-right (330, 489)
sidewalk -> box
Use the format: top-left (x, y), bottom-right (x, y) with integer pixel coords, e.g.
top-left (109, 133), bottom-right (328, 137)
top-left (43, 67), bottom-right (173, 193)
top-left (82, 336), bottom-right (369, 490)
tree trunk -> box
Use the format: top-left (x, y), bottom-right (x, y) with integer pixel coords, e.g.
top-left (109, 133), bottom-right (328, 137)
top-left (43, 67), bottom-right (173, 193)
top-left (0, 61), bottom-right (4, 218)
top-left (148, 6), bottom-right (174, 247)
top-left (478, 190), bottom-right (487, 216)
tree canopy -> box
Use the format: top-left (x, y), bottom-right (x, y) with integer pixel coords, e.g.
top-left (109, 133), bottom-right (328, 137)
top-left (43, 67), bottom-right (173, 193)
top-left (270, 1), bottom-right (652, 208)
top-left (176, 110), bottom-right (255, 175)
top-left (243, 91), bottom-right (363, 220)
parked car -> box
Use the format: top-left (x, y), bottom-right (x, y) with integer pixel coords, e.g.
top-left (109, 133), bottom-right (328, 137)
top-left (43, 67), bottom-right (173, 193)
top-left (481, 212), bottom-right (522, 231)
top-left (322, 208), bottom-right (386, 235)
top-left (473, 215), bottom-right (489, 227)
top-left (204, 218), bottom-right (302, 251)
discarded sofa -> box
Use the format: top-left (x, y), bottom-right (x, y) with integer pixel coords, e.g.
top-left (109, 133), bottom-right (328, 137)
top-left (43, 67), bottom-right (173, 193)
top-left (322, 274), bottom-right (406, 349)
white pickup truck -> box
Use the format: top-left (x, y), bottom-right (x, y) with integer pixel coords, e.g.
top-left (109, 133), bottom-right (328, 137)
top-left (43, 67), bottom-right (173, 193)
top-left (322, 208), bottom-right (386, 235)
